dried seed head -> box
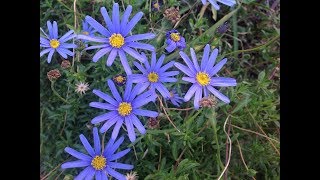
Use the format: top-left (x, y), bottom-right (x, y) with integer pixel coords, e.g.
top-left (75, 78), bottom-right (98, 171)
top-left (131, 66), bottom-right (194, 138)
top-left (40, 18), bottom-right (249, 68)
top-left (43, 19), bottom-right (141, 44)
top-left (61, 60), bottom-right (71, 69)
top-left (147, 117), bottom-right (159, 129)
top-left (199, 95), bottom-right (217, 108)
top-left (163, 7), bottom-right (180, 24)
top-left (47, 69), bottom-right (61, 81)
top-left (126, 171), bottom-right (139, 180)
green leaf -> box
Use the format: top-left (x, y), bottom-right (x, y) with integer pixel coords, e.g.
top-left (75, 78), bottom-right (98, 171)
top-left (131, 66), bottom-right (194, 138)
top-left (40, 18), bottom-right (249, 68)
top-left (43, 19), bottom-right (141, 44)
top-left (176, 159), bottom-right (200, 176)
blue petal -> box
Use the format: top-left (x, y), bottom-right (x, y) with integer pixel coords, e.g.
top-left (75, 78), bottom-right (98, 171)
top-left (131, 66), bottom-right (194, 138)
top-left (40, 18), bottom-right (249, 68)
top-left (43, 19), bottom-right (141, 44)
top-left (155, 54), bottom-right (166, 70)
top-left (100, 116), bottom-right (120, 133)
top-left (60, 43), bottom-right (77, 49)
top-left (108, 149), bottom-right (130, 161)
top-left (106, 49), bottom-right (118, 66)
top-left (194, 88), bottom-right (202, 109)
top-left (165, 41), bottom-right (176, 53)
top-left (57, 47), bottom-right (74, 56)
top-left (160, 77), bottom-right (177, 83)
top-left (80, 134), bottom-right (95, 157)
top-left (133, 61), bottom-right (147, 74)
top-left (108, 162), bottom-right (134, 170)
top-left (210, 77), bottom-right (237, 87)
top-left (91, 111), bottom-right (119, 124)
top-left (77, 35), bottom-right (108, 43)
top-left (125, 33), bottom-right (156, 42)
top-left (92, 89), bottom-right (118, 106)
top-left (159, 61), bottom-right (175, 73)
top-left (85, 15), bottom-right (110, 37)
top-left (107, 79), bottom-right (122, 102)
top-left (200, 44), bottom-right (211, 71)
top-left (92, 127), bottom-right (101, 155)
top-left (123, 78), bottom-right (133, 101)
top-left (190, 48), bottom-right (201, 71)
top-left (125, 116), bottom-right (136, 142)
top-left (93, 47), bottom-right (112, 63)
top-left (151, 51), bottom-right (157, 68)
top-left (217, 0), bottom-right (236, 6)
top-left (208, 0), bottom-right (220, 10)
top-left (47, 49), bottom-right (55, 63)
top-left (84, 168), bottom-right (96, 180)
top-left (107, 136), bottom-right (124, 155)
top-left (59, 30), bottom-right (74, 42)
top-left (120, 5), bottom-right (132, 31)
top-left (208, 58), bottom-right (227, 76)
top-left (40, 48), bottom-right (51, 57)
top-left (182, 77), bottom-right (196, 83)
top-left (127, 42), bottom-right (155, 51)
top-left (111, 118), bottom-right (124, 140)
top-left (74, 166), bottom-right (92, 180)
top-left (201, 0), bottom-right (207, 5)
top-left (133, 109), bottom-right (158, 117)
top-left (204, 48), bottom-right (218, 71)
top-left (122, 12), bottom-right (143, 36)
top-left (64, 147), bottom-right (92, 161)
top-left (61, 160), bottom-right (90, 169)
top-left (56, 48), bottom-right (68, 59)
top-left (207, 85), bottom-right (230, 103)
top-left (95, 171), bottom-right (102, 180)
top-left (40, 37), bottom-right (49, 45)
top-left (101, 7), bottom-right (115, 33)
top-left (184, 84), bottom-right (199, 101)
top-left (131, 114), bottom-right (146, 134)
top-left (131, 91), bottom-right (155, 108)
top-left (122, 46), bottom-right (146, 62)
top-left (106, 167), bottom-right (126, 180)
top-left (130, 74), bottom-right (148, 83)
top-left (118, 50), bottom-right (132, 75)
top-left (174, 62), bottom-right (195, 77)
top-left (52, 21), bottom-right (58, 39)
top-left (46, 21), bottom-right (53, 38)
top-left (180, 51), bottom-right (197, 74)
top-left (112, 3), bottom-right (120, 32)
top-left (85, 44), bottom-right (109, 51)
top-left (154, 83), bottom-right (171, 98)
top-left (128, 82), bottom-right (149, 101)
top-left (160, 71), bottom-right (179, 77)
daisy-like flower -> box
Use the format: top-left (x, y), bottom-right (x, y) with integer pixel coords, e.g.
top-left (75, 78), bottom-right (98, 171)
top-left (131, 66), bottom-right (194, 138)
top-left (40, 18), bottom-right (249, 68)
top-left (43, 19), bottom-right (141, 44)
top-left (61, 127), bottom-right (133, 180)
top-left (78, 3), bottom-right (156, 75)
top-left (174, 44), bottom-right (237, 109)
top-left (81, 20), bottom-right (97, 36)
top-left (40, 21), bottom-right (77, 63)
top-left (113, 74), bottom-right (127, 86)
top-left (152, 1), bottom-right (162, 11)
top-left (75, 82), bottom-right (90, 95)
top-left (165, 30), bottom-right (186, 53)
top-left (131, 52), bottom-right (179, 98)
top-left (89, 79), bottom-right (158, 142)
top-left (167, 90), bottom-right (184, 107)
top-left (201, 0), bottom-right (236, 10)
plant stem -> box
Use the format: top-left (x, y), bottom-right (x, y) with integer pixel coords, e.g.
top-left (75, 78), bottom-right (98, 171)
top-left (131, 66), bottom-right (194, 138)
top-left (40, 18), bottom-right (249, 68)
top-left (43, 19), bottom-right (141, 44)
top-left (51, 81), bottom-right (69, 104)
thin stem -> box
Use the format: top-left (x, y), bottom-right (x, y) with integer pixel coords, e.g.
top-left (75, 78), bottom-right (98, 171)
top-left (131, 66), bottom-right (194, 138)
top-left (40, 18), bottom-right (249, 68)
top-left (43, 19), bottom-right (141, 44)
top-left (51, 81), bottom-right (69, 104)
top-left (40, 109), bottom-right (44, 154)
top-left (212, 118), bottom-right (225, 171)
top-left (157, 95), bottom-right (181, 132)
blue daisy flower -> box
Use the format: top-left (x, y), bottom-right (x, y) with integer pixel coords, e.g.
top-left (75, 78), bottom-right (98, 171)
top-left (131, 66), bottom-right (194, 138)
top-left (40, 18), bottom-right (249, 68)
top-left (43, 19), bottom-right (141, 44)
top-left (61, 127), bottom-right (133, 180)
top-left (167, 90), bottom-right (184, 107)
top-left (78, 3), bottom-right (156, 75)
top-left (89, 79), bottom-right (158, 142)
top-left (201, 0), bottom-right (236, 10)
top-left (81, 20), bottom-right (97, 36)
top-left (40, 21), bottom-right (77, 63)
top-left (165, 29), bottom-right (186, 53)
top-left (131, 52), bottom-right (179, 98)
top-left (152, 1), bottom-right (162, 11)
top-left (174, 44), bottom-right (237, 109)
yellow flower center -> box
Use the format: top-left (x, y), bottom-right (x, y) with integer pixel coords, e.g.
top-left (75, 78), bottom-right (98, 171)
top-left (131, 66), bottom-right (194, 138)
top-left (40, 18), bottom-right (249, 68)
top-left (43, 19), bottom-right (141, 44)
top-left (170, 91), bottom-right (174, 98)
top-left (196, 72), bottom-right (211, 86)
top-left (115, 76), bottom-right (125, 83)
top-left (50, 39), bottom-right (60, 49)
top-left (148, 72), bottom-right (159, 83)
top-left (109, 33), bottom-right (125, 48)
top-left (170, 33), bottom-right (180, 42)
top-left (82, 31), bottom-right (89, 35)
top-left (91, 155), bottom-right (106, 170)
top-left (153, 3), bottom-right (160, 9)
top-left (118, 102), bottom-right (132, 116)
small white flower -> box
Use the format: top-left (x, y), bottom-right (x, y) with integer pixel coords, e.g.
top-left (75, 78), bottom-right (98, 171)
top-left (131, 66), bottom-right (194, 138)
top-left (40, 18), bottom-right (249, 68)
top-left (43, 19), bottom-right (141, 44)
top-left (75, 82), bottom-right (90, 95)
top-left (126, 171), bottom-right (138, 180)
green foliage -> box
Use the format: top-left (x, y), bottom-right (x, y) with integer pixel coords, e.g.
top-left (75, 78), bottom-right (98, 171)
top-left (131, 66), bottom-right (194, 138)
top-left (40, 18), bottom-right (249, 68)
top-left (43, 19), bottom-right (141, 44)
top-left (40, 0), bottom-right (280, 179)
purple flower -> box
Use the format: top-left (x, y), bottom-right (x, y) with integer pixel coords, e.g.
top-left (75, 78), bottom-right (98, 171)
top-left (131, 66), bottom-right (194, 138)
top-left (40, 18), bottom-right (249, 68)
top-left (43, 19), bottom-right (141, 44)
top-left (131, 52), bottom-right (179, 98)
top-left (201, 0), bottom-right (236, 10)
top-left (90, 79), bottom-right (158, 142)
top-left (78, 3), bottom-right (156, 75)
top-left (165, 29), bottom-right (186, 53)
top-left (152, 1), bottom-right (162, 11)
top-left (81, 20), bottom-right (97, 36)
top-left (167, 90), bottom-right (184, 107)
top-left (61, 127), bottom-right (133, 180)
top-left (174, 44), bottom-right (237, 109)
top-left (40, 21), bottom-right (77, 63)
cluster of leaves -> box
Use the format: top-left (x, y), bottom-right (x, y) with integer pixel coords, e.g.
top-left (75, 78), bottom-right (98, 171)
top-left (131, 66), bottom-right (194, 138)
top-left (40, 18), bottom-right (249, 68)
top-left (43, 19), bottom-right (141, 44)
top-left (40, 0), bottom-right (279, 179)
